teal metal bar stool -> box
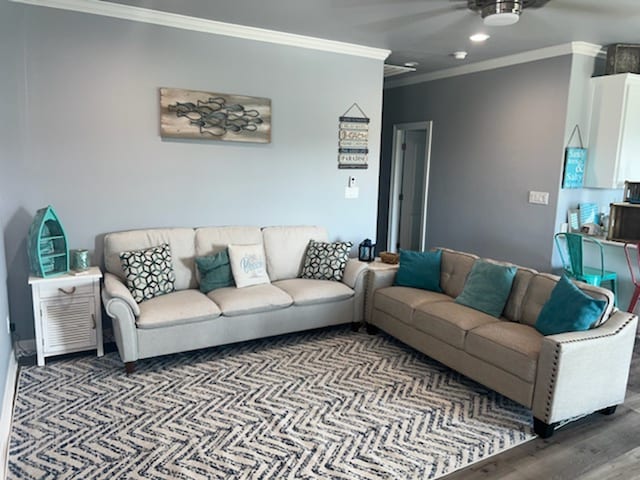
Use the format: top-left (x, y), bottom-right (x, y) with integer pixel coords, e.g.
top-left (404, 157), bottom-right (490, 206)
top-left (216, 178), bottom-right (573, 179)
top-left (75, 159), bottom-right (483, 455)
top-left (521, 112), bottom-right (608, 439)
top-left (554, 232), bottom-right (618, 305)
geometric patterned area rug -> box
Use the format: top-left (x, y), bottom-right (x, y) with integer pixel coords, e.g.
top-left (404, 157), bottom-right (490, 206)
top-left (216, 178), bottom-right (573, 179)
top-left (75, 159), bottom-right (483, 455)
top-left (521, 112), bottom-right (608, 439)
top-left (8, 326), bottom-right (535, 479)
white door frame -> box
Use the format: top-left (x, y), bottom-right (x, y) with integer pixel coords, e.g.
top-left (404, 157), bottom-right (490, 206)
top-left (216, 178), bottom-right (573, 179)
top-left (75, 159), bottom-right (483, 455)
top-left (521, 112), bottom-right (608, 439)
top-left (387, 121), bottom-right (433, 253)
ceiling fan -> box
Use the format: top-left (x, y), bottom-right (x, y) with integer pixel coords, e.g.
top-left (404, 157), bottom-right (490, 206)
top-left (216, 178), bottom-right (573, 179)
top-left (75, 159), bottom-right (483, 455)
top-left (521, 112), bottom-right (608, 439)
top-left (467, 0), bottom-right (551, 26)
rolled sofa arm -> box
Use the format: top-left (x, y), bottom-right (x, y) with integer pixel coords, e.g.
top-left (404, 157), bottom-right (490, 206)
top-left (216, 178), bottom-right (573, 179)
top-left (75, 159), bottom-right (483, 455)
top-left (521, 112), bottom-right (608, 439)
top-left (532, 310), bottom-right (638, 425)
top-left (365, 268), bottom-right (398, 323)
top-left (342, 258), bottom-right (369, 322)
top-left (102, 273), bottom-right (140, 363)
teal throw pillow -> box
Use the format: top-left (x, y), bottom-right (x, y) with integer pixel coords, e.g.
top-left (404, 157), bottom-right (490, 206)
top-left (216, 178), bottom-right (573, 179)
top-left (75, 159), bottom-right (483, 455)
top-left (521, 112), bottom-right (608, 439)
top-left (535, 275), bottom-right (607, 336)
top-left (455, 260), bottom-right (517, 317)
top-left (394, 249), bottom-right (442, 292)
top-left (195, 250), bottom-right (235, 294)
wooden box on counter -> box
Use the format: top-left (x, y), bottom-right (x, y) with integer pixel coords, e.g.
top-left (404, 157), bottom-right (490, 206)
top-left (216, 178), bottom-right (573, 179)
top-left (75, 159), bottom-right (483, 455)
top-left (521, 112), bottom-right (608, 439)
top-left (608, 203), bottom-right (640, 242)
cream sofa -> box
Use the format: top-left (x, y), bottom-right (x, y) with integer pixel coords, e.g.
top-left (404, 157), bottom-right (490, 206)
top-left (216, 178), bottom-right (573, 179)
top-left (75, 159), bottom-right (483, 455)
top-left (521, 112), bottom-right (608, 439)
top-left (101, 226), bottom-right (368, 373)
top-left (366, 248), bottom-right (638, 438)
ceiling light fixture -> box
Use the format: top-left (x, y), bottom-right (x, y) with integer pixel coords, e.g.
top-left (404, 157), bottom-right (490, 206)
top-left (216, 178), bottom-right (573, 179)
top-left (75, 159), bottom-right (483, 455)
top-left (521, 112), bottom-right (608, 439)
top-left (452, 51), bottom-right (468, 60)
top-left (469, 33), bottom-right (490, 43)
top-left (482, 0), bottom-right (522, 27)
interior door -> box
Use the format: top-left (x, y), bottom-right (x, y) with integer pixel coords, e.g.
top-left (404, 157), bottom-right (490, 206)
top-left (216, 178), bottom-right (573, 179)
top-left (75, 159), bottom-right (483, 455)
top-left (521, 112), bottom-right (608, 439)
top-left (398, 130), bottom-right (427, 251)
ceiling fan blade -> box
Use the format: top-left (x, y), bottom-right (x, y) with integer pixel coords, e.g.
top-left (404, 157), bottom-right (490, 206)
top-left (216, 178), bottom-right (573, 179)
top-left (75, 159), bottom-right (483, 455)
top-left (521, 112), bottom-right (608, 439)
top-left (546, 0), bottom-right (637, 16)
top-left (360, 5), bottom-right (468, 32)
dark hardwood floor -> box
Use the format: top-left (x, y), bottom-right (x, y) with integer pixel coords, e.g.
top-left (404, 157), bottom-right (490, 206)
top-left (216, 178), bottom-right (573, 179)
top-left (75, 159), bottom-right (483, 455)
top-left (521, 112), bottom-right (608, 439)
top-left (446, 328), bottom-right (640, 480)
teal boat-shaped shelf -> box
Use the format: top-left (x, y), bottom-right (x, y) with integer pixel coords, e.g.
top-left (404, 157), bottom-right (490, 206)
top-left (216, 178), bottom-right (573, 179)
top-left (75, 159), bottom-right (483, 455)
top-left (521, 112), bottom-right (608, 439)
top-left (27, 205), bottom-right (69, 277)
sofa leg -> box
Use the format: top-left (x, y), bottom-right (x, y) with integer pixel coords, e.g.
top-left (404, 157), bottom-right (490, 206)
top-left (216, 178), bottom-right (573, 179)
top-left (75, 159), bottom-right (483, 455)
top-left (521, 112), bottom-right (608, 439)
top-left (365, 323), bottom-right (378, 335)
top-left (598, 405), bottom-right (617, 416)
top-left (125, 361), bottom-right (136, 374)
top-left (533, 418), bottom-right (556, 439)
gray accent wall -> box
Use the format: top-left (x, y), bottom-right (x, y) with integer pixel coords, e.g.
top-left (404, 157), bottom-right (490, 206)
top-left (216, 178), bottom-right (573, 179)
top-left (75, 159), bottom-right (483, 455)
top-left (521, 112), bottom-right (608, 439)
top-left (379, 56), bottom-right (574, 271)
top-left (0, 0), bottom-right (24, 411)
top-left (3, 5), bottom-right (384, 342)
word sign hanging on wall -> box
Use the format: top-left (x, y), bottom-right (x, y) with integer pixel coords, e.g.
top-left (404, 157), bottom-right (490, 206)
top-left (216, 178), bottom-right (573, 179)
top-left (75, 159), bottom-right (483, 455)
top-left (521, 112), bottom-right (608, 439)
top-left (338, 103), bottom-right (369, 169)
top-left (562, 125), bottom-right (587, 189)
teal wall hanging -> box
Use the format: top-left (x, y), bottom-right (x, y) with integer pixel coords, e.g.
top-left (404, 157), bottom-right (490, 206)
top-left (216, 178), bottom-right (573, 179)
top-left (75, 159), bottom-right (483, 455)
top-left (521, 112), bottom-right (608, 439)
top-left (562, 125), bottom-right (587, 189)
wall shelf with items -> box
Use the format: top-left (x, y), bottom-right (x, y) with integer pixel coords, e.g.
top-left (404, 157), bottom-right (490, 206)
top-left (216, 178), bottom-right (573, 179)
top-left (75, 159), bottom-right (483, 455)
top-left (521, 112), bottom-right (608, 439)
top-left (585, 73), bottom-right (640, 188)
top-left (27, 205), bottom-right (69, 277)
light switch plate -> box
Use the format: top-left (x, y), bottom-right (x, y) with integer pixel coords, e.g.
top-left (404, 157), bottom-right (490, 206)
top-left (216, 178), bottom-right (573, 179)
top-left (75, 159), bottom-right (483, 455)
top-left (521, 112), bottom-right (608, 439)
top-left (529, 191), bottom-right (549, 205)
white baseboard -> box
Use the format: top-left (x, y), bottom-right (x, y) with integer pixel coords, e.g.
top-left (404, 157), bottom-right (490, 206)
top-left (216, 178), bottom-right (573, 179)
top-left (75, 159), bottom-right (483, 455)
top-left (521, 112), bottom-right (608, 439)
top-left (0, 351), bottom-right (18, 480)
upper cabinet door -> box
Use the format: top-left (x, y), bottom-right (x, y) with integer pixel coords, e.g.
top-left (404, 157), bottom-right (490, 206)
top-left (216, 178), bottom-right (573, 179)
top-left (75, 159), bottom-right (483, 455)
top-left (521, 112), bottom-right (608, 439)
top-left (585, 74), bottom-right (640, 189)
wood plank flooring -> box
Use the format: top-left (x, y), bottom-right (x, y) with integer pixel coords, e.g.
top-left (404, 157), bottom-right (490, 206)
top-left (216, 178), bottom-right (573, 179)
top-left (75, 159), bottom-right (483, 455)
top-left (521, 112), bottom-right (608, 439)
top-left (446, 329), bottom-right (640, 480)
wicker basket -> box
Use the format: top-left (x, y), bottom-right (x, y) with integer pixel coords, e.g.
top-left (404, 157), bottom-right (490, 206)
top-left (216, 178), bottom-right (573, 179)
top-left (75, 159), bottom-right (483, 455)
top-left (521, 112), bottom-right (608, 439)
top-left (379, 251), bottom-right (399, 264)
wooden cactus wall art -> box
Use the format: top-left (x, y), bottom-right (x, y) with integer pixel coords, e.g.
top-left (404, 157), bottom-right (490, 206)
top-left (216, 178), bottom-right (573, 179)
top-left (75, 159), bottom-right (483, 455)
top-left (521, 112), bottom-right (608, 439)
top-left (160, 88), bottom-right (271, 143)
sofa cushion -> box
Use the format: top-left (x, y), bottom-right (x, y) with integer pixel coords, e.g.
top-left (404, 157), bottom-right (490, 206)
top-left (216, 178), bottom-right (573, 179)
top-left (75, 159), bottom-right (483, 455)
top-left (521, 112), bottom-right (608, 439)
top-left (104, 228), bottom-right (196, 290)
top-left (262, 226), bottom-right (328, 281)
top-left (228, 244), bottom-right (271, 288)
top-left (136, 289), bottom-right (221, 329)
top-left (207, 284), bottom-right (293, 317)
top-left (374, 286), bottom-right (452, 326)
top-left (465, 322), bottom-right (544, 383)
top-left (439, 249), bottom-right (478, 298)
top-left (274, 279), bottom-right (354, 306)
top-left (394, 249), bottom-right (442, 292)
top-left (195, 250), bottom-right (235, 294)
top-left (535, 275), bottom-right (608, 336)
top-left (120, 244), bottom-right (176, 303)
top-left (455, 260), bottom-right (517, 318)
top-left (300, 240), bottom-right (352, 282)
top-left (413, 301), bottom-right (500, 349)
top-left (194, 226), bottom-right (262, 257)
top-left (502, 268), bottom-right (537, 323)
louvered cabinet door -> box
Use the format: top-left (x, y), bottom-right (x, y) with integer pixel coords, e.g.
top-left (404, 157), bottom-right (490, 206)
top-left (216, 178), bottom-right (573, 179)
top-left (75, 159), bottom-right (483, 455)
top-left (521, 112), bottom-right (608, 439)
top-left (29, 267), bottom-right (104, 366)
top-left (41, 296), bottom-right (97, 354)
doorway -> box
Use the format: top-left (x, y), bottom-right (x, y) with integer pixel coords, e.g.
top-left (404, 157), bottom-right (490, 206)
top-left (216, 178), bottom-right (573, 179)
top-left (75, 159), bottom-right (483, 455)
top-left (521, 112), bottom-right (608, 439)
top-left (387, 121), bottom-right (433, 253)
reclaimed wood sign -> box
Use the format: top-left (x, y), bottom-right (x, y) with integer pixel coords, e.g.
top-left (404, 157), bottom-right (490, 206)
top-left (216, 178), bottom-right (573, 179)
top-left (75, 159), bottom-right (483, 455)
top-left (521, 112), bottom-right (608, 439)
top-left (160, 87), bottom-right (271, 143)
top-left (338, 103), bottom-right (369, 169)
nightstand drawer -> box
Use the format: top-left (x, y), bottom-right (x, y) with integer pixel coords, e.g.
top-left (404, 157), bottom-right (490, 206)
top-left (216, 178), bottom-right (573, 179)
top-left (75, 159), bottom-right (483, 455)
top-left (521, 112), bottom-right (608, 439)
top-left (37, 279), bottom-right (96, 299)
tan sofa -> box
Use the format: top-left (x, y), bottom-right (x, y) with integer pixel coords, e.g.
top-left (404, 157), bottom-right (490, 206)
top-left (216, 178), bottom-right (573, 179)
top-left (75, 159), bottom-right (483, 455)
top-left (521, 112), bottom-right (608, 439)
top-left (366, 248), bottom-right (638, 438)
top-left (101, 225), bottom-right (368, 373)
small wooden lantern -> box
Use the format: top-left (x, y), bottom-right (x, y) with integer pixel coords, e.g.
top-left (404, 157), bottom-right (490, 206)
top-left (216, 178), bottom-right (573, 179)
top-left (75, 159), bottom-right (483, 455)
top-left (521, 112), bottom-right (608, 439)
top-left (358, 239), bottom-right (376, 262)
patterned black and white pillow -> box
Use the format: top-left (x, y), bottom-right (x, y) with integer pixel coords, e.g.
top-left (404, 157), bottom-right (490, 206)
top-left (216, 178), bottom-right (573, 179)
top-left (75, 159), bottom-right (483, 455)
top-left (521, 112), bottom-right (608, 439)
top-left (300, 240), bottom-right (353, 281)
top-left (119, 243), bottom-right (176, 303)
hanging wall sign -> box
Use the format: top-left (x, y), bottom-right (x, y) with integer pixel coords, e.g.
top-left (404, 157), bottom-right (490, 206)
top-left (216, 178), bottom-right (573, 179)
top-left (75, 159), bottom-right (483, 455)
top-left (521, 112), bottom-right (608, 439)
top-left (338, 103), bottom-right (369, 169)
top-left (562, 125), bottom-right (587, 189)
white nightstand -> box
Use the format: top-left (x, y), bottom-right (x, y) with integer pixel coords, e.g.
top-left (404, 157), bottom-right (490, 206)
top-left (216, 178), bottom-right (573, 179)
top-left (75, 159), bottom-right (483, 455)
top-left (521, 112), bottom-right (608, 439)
top-left (28, 267), bottom-right (103, 366)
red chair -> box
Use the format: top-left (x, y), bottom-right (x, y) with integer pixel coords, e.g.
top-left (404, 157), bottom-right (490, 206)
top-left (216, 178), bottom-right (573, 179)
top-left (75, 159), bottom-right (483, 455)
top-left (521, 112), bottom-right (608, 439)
top-left (624, 242), bottom-right (640, 313)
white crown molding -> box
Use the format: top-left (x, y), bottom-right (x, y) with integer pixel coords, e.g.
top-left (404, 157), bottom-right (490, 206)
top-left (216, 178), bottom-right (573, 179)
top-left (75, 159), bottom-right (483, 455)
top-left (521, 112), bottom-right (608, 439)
top-left (385, 41), bottom-right (604, 89)
top-left (0, 351), bottom-right (18, 480)
top-left (10, 0), bottom-right (391, 61)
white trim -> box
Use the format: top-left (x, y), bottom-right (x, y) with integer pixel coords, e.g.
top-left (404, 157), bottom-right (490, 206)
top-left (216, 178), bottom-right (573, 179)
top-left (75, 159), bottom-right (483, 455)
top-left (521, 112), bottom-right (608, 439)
top-left (10, 0), bottom-right (390, 60)
top-left (385, 41), bottom-right (604, 89)
top-left (0, 352), bottom-right (18, 480)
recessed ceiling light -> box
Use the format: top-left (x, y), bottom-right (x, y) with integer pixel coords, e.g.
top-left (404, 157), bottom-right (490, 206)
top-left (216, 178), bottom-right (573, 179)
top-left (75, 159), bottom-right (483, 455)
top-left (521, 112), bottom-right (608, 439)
top-left (452, 51), bottom-right (467, 60)
top-left (470, 33), bottom-right (490, 43)
top-left (404, 61), bottom-right (419, 68)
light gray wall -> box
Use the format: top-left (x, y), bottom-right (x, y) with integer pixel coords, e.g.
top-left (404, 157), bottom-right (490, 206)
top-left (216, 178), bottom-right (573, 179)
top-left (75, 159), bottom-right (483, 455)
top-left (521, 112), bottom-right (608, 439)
top-left (379, 56), bottom-right (574, 271)
top-left (0, 0), bottom-right (24, 410)
top-left (6, 5), bottom-right (384, 341)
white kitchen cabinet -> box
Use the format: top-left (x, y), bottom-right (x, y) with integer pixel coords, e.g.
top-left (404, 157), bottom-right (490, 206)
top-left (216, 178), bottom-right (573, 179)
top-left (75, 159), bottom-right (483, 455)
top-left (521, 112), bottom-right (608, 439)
top-left (585, 73), bottom-right (640, 188)
top-left (29, 267), bottom-right (103, 366)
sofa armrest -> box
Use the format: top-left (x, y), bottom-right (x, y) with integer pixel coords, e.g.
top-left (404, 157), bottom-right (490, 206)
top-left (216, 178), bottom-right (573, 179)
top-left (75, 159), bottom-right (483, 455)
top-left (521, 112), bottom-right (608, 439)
top-left (102, 273), bottom-right (140, 363)
top-left (342, 258), bottom-right (368, 289)
top-left (365, 268), bottom-right (398, 323)
top-left (532, 310), bottom-right (638, 424)
top-left (342, 259), bottom-right (369, 322)
top-left (104, 273), bottom-right (140, 316)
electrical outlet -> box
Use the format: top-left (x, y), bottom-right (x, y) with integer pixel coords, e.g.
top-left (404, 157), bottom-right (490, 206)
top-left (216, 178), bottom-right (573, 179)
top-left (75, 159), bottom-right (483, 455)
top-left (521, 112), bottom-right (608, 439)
top-left (528, 191), bottom-right (549, 205)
